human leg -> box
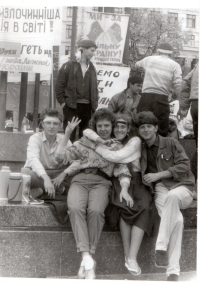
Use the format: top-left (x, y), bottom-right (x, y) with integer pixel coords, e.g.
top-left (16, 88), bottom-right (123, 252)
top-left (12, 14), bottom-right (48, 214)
top-left (125, 225), bottom-right (144, 275)
top-left (129, 226), bottom-right (144, 261)
top-left (190, 100), bottom-right (198, 182)
top-left (77, 103), bottom-right (91, 139)
top-left (82, 175), bottom-right (110, 279)
top-left (155, 183), bottom-right (193, 276)
top-left (67, 181), bottom-right (90, 253)
top-left (87, 179), bottom-right (110, 254)
top-left (119, 217), bottom-right (131, 260)
top-left (152, 95), bottom-right (170, 137)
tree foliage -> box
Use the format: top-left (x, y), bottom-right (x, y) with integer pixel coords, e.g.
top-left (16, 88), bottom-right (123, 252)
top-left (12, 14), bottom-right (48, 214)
top-left (129, 8), bottom-right (192, 65)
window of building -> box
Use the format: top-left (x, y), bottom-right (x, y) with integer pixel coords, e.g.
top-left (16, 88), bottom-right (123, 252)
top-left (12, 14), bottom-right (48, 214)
top-left (186, 14), bottom-right (196, 28)
top-left (92, 7), bottom-right (99, 12)
top-left (67, 7), bottom-right (73, 17)
top-left (65, 46), bottom-right (71, 55)
top-left (66, 25), bottom-right (72, 39)
top-left (168, 12), bottom-right (178, 23)
top-left (114, 8), bottom-right (123, 14)
top-left (188, 34), bottom-right (195, 40)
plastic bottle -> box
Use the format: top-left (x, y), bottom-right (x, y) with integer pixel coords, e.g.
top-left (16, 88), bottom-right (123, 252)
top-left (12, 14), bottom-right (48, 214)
top-left (21, 116), bottom-right (29, 132)
top-left (5, 119), bottom-right (14, 132)
top-left (0, 166), bottom-right (11, 201)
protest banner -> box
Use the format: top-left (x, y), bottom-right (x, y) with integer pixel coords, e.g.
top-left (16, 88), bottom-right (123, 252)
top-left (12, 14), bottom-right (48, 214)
top-left (96, 64), bottom-right (130, 108)
top-left (0, 6), bottom-right (62, 73)
top-left (82, 11), bottom-right (129, 64)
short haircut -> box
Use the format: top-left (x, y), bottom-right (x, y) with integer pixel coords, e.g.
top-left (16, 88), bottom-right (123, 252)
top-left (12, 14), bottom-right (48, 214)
top-left (127, 75), bottom-right (143, 89)
top-left (135, 111), bottom-right (158, 128)
top-left (40, 108), bottom-right (63, 122)
top-left (89, 108), bottom-right (115, 131)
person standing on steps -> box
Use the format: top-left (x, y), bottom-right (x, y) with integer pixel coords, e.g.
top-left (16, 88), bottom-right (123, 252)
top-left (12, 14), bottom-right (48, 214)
top-left (55, 39), bottom-right (98, 142)
top-left (135, 42), bottom-right (182, 137)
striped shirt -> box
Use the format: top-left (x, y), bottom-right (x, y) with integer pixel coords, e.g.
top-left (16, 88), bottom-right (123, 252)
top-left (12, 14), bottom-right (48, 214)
top-left (136, 55), bottom-right (182, 97)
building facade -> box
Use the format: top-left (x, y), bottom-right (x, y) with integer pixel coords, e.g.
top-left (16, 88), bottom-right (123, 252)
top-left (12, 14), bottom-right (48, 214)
top-left (60, 6), bottom-right (199, 62)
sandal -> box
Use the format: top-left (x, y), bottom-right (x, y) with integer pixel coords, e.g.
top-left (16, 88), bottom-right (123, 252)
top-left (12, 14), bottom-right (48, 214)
top-left (125, 258), bottom-right (141, 276)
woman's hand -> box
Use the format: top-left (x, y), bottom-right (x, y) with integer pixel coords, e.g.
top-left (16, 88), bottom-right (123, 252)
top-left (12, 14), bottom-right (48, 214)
top-left (102, 138), bottom-right (121, 146)
top-left (120, 188), bottom-right (134, 208)
top-left (65, 117), bottom-right (81, 135)
top-left (79, 137), bottom-right (96, 149)
top-left (52, 172), bottom-right (66, 189)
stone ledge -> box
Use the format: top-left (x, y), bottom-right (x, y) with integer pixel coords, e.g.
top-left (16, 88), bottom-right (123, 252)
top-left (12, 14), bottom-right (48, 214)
top-left (0, 200), bottom-right (197, 228)
top-left (0, 132), bottom-right (32, 162)
top-left (0, 228), bottom-right (196, 277)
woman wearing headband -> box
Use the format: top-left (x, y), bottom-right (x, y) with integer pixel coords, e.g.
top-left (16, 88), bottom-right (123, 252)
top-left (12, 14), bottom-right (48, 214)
top-left (80, 113), bottom-right (156, 276)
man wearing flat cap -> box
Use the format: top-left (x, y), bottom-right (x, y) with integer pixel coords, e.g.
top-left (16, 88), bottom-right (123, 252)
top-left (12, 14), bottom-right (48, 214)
top-left (55, 39), bottom-right (98, 142)
top-left (135, 42), bottom-right (182, 137)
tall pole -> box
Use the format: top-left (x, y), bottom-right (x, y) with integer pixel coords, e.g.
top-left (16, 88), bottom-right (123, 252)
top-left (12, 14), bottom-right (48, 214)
top-left (123, 8), bottom-right (131, 65)
top-left (52, 46), bottom-right (59, 108)
top-left (33, 73), bottom-right (40, 131)
top-left (70, 7), bottom-right (78, 61)
top-left (18, 72), bottom-right (28, 131)
top-left (0, 71), bottom-right (8, 130)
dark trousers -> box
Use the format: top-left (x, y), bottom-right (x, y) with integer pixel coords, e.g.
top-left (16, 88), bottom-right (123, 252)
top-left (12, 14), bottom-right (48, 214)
top-left (137, 93), bottom-right (170, 137)
top-left (190, 100), bottom-right (198, 181)
top-left (63, 103), bottom-right (92, 142)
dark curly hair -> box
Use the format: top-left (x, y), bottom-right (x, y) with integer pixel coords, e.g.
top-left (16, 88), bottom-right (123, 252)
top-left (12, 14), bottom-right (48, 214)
top-left (89, 108), bottom-right (115, 132)
top-left (40, 108), bottom-right (63, 122)
top-left (135, 111), bottom-right (158, 128)
top-left (127, 75), bottom-right (143, 89)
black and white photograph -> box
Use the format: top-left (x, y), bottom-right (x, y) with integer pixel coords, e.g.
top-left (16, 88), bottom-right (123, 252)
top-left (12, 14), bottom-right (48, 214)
top-left (0, 0), bottom-right (199, 284)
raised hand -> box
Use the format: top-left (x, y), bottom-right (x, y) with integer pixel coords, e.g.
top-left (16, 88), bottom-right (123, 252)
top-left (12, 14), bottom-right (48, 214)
top-left (65, 117), bottom-right (81, 134)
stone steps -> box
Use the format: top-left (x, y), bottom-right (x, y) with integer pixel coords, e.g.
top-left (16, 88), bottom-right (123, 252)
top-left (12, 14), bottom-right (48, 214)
top-left (49, 271), bottom-right (197, 281)
top-left (0, 133), bottom-right (197, 278)
top-left (0, 200), bottom-right (197, 277)
top-left (0, 225), bottom-right (197, 278)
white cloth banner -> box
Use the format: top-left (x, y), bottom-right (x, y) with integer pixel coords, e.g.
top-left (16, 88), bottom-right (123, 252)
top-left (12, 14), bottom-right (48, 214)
top-left (0, 6), bottom-right (62, 73)
top-left (83, 12), bottom-right (129, 64)
top-left (96, 65), bottom-right (130, 108)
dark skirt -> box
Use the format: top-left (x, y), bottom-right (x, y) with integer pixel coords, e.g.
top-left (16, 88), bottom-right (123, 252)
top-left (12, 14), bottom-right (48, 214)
top-left (105, 172), bottom-right (156, 236)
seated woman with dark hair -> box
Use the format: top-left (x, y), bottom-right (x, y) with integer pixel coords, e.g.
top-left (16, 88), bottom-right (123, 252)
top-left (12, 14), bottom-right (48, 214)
top-left (54, 109), bottom-right (132, 280)
top-left (79, 113), bottom-right (156, 276)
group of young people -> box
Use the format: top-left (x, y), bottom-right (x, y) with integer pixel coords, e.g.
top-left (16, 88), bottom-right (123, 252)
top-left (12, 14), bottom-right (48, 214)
top-left (24, 106), bottom-right (194, 281)
top-left (23, 38), bottom-right (197, 281)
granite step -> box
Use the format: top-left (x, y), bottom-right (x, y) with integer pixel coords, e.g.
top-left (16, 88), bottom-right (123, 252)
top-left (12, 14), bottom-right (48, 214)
top-left (0, 199), bottom-right (197, 278)
top-left (49, 271), bottom-right (197, 281)
top-left (0, 226), bottom-right (197, 278)
top-left (0, 200), bottom-right (197, 228)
